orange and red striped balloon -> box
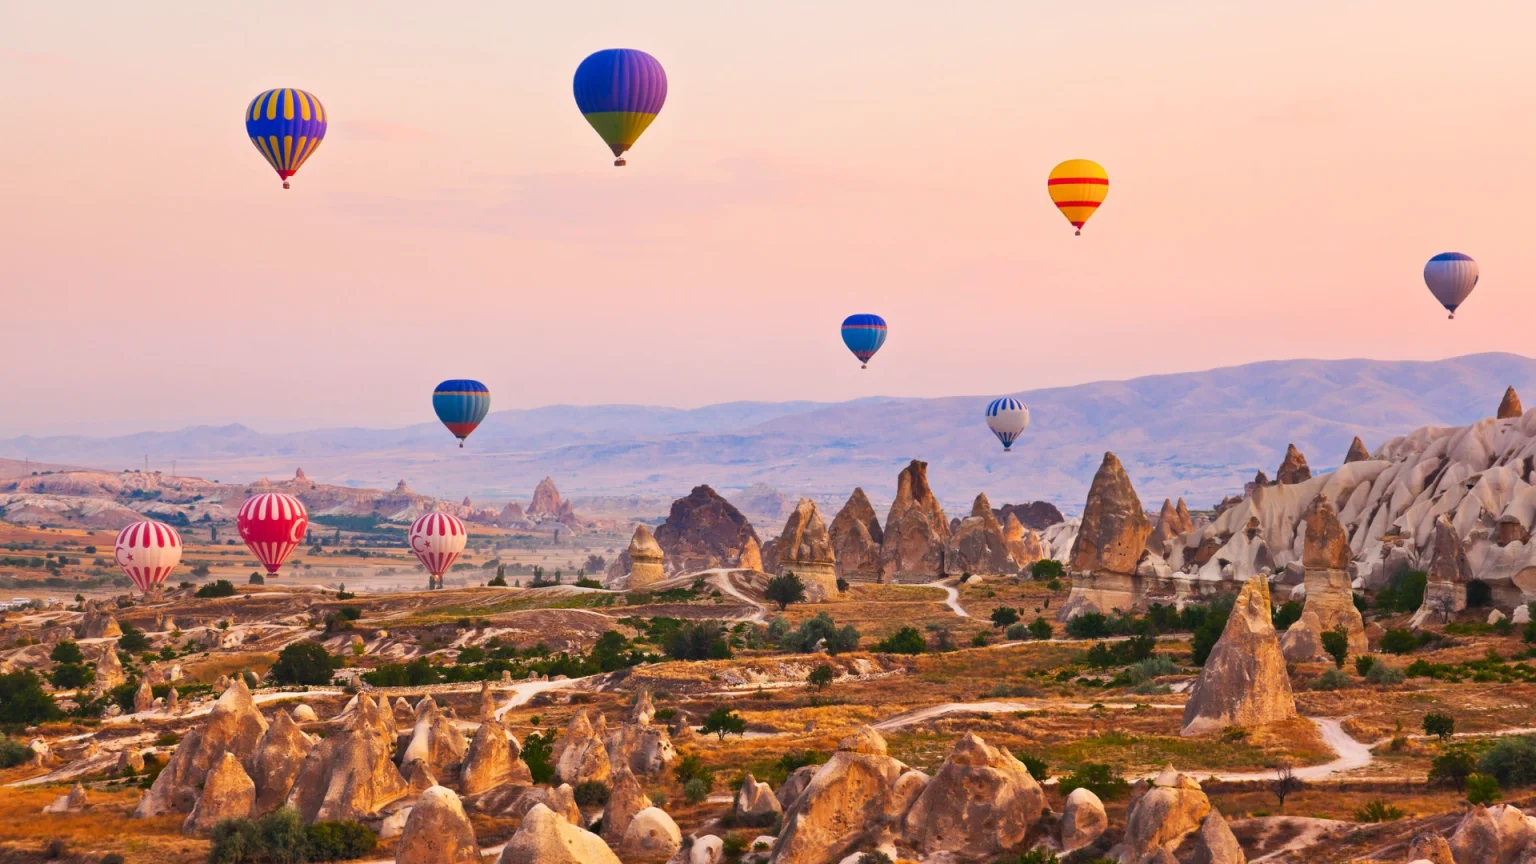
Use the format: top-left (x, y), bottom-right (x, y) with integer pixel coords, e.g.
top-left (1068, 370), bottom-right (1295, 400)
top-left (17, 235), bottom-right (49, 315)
top-left (1047, 159), bottom-right (1109, 236)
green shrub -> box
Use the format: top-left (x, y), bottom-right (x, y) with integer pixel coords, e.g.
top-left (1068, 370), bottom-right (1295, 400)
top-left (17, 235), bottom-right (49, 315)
top-left (1058, 763), bottom-right (1129, 800)
top-left (248, 572), bottom-right (265, 585)
top-left (196, 579), bottom-right (238, 599)
top-left (1353, 799), bottom-right (1405, 822)
top-left (1478, 736), bottom-right (1536, 787)
top-left (1467, 773), bottom-right (1502, 806)
top-left (49, 640), bottom-right (83, 665)
top-left (1430, 746), bottom-right (1477, 791)
top-left (1126, 655), bottom-right (1177, 684)
top-left (1191, 594), bottom-right (1237, 666)
top-left (765, 572), bottom-right (807, 611)
top-left (268, 641), bottom-right (337, 686)
top-left (1365, 663), bottom-right (1405, 685)
top-left (1271, 600), bottom-right (1303, 631)
top-left (522, 731), bottom-right (556, 784)
top-left (1309, 668), bottom-right (1350, 691)
top-left (1380, 629), bottom-right (1418, 655)
top-left (1466, 579), bottom-right (1492, 608)
top-left (1005, 622), bottom-right (1030, 640)
top-left (118, 622), bottom-right (150, 653)
top-left (1422, 712), bottom-right (1455, 741)
top-left (50, 662), bottom-right (90, 689)
top-left (0, 670), bottom-right (61, 724)
top-left (781, 613), bottom-right (860, 655)
top-left (875, 627), bottom-right (926, 655)
top-left (1028, 617), bottom-right (1053, 640)
top-left (1066, 612), bottom-right (1112, 640)
top-left (665, 621), bottom-right (733, 661)
top-left (683, 776), bottom-right (711, 804)
top-left (573, 780), bottom-right (610, 807)
top-left (701, 706), bottom-right (746, 740)
top-left (1354, 655), bottom-right (1376, 677)
top-left (1375, 570), bottom-right (1427, 613)
top-left (1015, 752), bottom-right (1048, 781)
top-left (0, 736), bottom-right (29, 768)
top-left (674, 753), bottom-right (713, 788)
top-left (1031, 559), bottom-right (1064, 581)
top-left (206, 808), bottom-right (375, 863)
top-left (1321, 626), bottom-right (1350, 669)
top-left (990, 607), bottom-right (1020, 629)
top-left (970, 631), bottom-right (990, 647)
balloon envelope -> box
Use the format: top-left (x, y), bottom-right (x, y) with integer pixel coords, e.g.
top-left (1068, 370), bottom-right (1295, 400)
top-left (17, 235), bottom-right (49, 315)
top-left (114, 520), bottom-right (182, 595)
top-left (840, 314), bottom-right (888, 368)
top-left (433, 380), bottom-right (491, 446)
top-left (1424, 252), bottom-right (1479, 318)
top-left (573, 49), bottom-right (667, 162)
top-left (986, 397), bottom-right (1031, 451)
top-left (409, 513), bottom-right (468, 578)
top-left (237, 493), bottom-right (309, 574)
top-left (1048, 159), bottom-right (1109, 234)
top-left (246, 88), bottom-right (327, 189)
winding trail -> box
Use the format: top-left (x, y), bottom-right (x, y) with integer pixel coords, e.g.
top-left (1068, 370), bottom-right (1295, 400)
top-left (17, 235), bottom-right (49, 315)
top-left (929, 580), bottom-right (969, 618)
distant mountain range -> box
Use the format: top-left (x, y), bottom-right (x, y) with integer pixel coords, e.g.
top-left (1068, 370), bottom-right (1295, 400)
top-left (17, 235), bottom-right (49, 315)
top-left (6, 353), bottom-right (1535, 517)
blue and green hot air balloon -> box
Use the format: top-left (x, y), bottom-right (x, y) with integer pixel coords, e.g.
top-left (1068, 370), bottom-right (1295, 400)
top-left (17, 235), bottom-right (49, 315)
top-left (840, 314), bottom-right (888, 369)
top-left (573, 49), bottom-right (667, 166)
top-left (432, 380), bottom-right (490, 448)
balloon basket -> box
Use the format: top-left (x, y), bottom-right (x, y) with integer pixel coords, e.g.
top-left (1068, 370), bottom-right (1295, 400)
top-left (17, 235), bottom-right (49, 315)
top-left (282, 181), bottom-right (290, 190)
top-left (861, 363), bottom-right (867, 370)
top-left (614, 158), bottom-right (626, 167)
top-left (1074, 229), bottom-right (1081, 236)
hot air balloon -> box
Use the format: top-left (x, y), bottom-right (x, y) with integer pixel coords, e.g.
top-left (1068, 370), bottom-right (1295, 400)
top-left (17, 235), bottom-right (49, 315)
top-left (245, 88), bottom-right (327, 189)
top-left (573, 49), bottom-right (667, 166)
top-left (433, 380), bottom-right (491, 447)
top-left (237, 493), bottom-right (309, 575)
top-left (1048, 159), bottom-right (1109, 235)
top-left (409, 512), bottom-right (467, 588)
top-left (840, 314), bottom-right (888, 369)
top-left (986, 397), bottom-right (1030, 452)
top-left (1424, 252), bottom-right (1479, 319)
top-left (114, 520), bottom-right (182, 596)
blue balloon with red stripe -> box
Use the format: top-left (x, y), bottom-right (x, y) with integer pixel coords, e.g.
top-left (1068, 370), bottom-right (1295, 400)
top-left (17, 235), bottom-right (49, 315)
top-left (841, 314), bottom-right (888, 369)
top-left (573, 49), bottom-right (667, 166)
top-left (433, 380), bottom-right (491, 448)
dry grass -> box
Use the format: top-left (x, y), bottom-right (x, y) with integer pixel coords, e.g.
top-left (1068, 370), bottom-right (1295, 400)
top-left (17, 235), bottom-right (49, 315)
top-left (0, 784), bottom-right (204, 863)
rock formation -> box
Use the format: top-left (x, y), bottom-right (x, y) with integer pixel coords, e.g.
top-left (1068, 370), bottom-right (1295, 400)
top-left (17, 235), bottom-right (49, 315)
top-left (879, 460), bottom-right (950, 583)
top-left (606, 721), bottom-right (675, 776)
top-left (528, 477), bottom-right (565, 521)
top-left (1122, 767), bottom-right (1213, 862)
top-left (1406, 829), bottom-right (1454, 864)
top-left (776, 498), bottom-right (840, 600)
top-left (136, 680), bottom-right (268, 817)
top-left (291, 703), bottom-right (317, 722)
top-left (777, 765), bottom-right (817, 812)
top-left (1276, 443), bottom-right (1312, 485)
top-left (402, 697), bottom-right (468, 778)
top-left (1500, 386), bottom-right (1524, 419)
top-left (250, 709), bottom-right (314, 814)
top-left (183, 751), bottom-right (255, 834)
top-left (461, 717), bottom-right (531, 795)
top-left (94, 645), bottom-right (125, 692)
top-left (396, 785), bottom-right (482, 864)
top-left (739, 536), bottom-right (764, 572)
top-left (946, 493), bottom-right (1017, 575)
top-left (615, 524), bottom-right (667, 589)
top-left (283, 702), bottom-right (409, 823)
top-left (829, 488), bottom-right (883, 582)
top-left (78, 601), bottom-right (123, 639)
top-left (1412, 515), bottom-right (1473, 627)
top-left (43, 783), bottom-right (89, 814)
top-left (772, 726), bottom-right (928, 864)
top-left (900, 732), bottom-right (1043, 858)
top-left (1344, 436), bottom-right (1370, 463)
top-left (653, 486), bottom-right (759, 573)
top-left (1061, 452), bottom-right (1152, 617)
top-left (1060, 787), bottom-right (1108, 853)
top-left (1281, 494), bottom-right (1368, 662)
top-left (994, 501), bottom-right (1066, 530)
top-left (133, 678), bottom-right (153, 714)
top-left (1182, 576), bottom-right (1296, 736)
top-left (556, 709), bottom-right (611, 786)
top-left (494, 784), bottom-right (582, 826)
top-left (476, 681), bottom-right (496, 720)
top-left (1148, 499), bottom-right (1183, 557)
top-left (619, 806), bottom-right (683, 862)
top-left (600, 764), bottom-right (651, 844)
top-left (1175, 808), bottom-right (1246, 864)
top-left (733, 772), bottom-right (782, 827)
top-left (631, 687), bottom-right (655, 725)
top-left (1000, 513), bottom-right (1045, 570)
top-left (496, 803), bottom-right (621, 864)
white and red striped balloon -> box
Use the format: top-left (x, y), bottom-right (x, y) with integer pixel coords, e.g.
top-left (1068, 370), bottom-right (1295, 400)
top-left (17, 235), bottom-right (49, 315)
top-left (409, 512), bottom-right (467, 577)
top-left (114, 520), bottom-right (183, 595)
top-left (237, 493), bottom-right (309, 574)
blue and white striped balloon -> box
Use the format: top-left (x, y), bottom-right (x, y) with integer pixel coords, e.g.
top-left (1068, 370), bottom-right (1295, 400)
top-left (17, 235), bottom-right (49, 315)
top-left (985, 397), bottom-right (1030, 451)
top-left (1424, 252), bottom-right (1479, 319)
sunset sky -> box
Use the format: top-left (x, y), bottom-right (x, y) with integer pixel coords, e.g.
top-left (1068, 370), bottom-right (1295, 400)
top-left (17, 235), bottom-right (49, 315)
top-left (3, 2), bottom-right (1535, 436)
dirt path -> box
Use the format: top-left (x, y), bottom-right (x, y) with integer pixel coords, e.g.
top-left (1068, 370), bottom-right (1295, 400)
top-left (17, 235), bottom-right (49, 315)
top-left (931, 580), bottom-right (969, 618)
top-left (698, 568), bottom-right (768, 623)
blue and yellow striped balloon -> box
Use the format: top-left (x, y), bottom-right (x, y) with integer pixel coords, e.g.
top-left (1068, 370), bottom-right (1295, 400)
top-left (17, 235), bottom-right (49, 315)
top-left (245, 88), bottom-right (327, 189)
top-left (432, 379), bottom-right (491, 448)
top-left (573, 49), bottom-right (667, 166)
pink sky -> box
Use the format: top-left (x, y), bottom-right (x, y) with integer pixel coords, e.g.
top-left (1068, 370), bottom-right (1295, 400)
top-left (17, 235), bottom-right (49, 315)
top-left (3, 2), bottom-right (1535, 436)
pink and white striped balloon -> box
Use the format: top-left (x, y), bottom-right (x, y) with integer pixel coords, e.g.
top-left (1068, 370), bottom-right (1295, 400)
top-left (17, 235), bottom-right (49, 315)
top-left (408, 512), bottom-right (467, 577)
top-left (114, 520), bottom-right (183, 595)
top-left (237, 492), bottom-right (309, 575)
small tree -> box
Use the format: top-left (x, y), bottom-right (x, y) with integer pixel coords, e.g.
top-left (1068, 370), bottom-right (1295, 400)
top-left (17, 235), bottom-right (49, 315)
top-left (1031, 559), bottom-right (1064, 581)
top-left (1429, 746), bottom-right (1476, 792)
top-left (269, 640), bottom-right (337, 686)
top-left (1320, 626), bottom-right (1350, 669)
top-left (807, 663), bottom-right (835, 692)
top-left (1423, 712), bottom-right (1456, 741)
top-left (1466, 773), bottom-right (1502, 806)
top-left (701, 705), bottom-right (747, 740)
top-left (49, 640), bottom-right (84, 665)
top-left (990, 607), bottom-right (1020, 629)
top-left (876, 626), bottom-right (927, 655)
top-left (765, 572), bottom-right (807, 611)
top-left (118, 622), bottom-right (150, 653)
top-left (1270, 763), bottom-right (1302, 811)
top-left (1028, 617), bottom-right (1054, 641)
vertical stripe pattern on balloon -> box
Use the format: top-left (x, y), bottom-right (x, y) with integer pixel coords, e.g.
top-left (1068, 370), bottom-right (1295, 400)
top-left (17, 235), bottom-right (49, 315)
top-left (573, 49), bottom-right (667, 158)
top-left (237, 492), bottom-right (309, 573)
top-left (409, 512), bottom-right (468, 577)
top-left (986, 397), bottom-right (1031, 450)
top-left (245, 88), bottom-right (328, 185)
top-left (114, 520), bottom-right (183, 594)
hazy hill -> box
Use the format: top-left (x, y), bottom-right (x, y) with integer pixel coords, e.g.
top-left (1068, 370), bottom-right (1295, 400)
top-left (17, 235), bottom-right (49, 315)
top-left (6, 354), bottom-right (1535, 516)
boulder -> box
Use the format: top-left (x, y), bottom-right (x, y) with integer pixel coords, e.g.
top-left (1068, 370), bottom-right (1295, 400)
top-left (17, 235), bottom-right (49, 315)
top-left (495, 783), bottom-right (582, 825)
top-left (1182, 576), bottom-right (1296, 735)
top-left (132, 678), bottom-right (154, 714)
top-left (1276, 443), bottom-right (1311, 485)
top-left (733, 772), bottom-right (782, 827)
top-left (497, 802), bottom-right (621, 864)
top-left (183, 751), bottom-right (255, 835)
top-left (607, 722), bottom-right (675, 776)
top-left (1448, 805), bottom-right (1500, 864)
top-left (94, 645), bottom-right (126, 692)
top-left (250, 709), bottom-right (314, 814)
top-left (557, 709), bottom-right (611, 785)
top-left (1406, 829), bottom-right (1454, 864)
top-left (1412, 515), bottom-right (1472, 628)
top-left (43, 783), bottom-right (89, 814)
top-left (283, 719), bottom-right (409, 823)
top-left (901, 732), bottom-right (1043, 857)
top-left (396, 785), bottom-right (482, 864)
top-left (879, 460), bottom-right (950, 583)
top-left (690, 835), bottom-right (725, 864)
top-left (624, 525), bottom-right (667, 590)
top-left (777, 765), bottom-right (817, 812)
top-left (136, 679), bottom-right (268, 817)
top-left (1281, 495), bottom-right (1367, 662)
top-left (116, 748), bottom-right (146, 775)
top-left (1122, 768), bottom-right (1212, 862)
top-left (601, 764), bottom-right (652, 844)
top-left (1344, 436), bottom-right (1371, 464)
top-left (620, 806), bottom-right (683, 862)
top-left (1515, 605), bottom-right (1532, 626)
top-left (654, 486), bottom-right (759, 574)
top-left (1500, 386), bottom-right (1524, 419)
top-left (772, 726), bottom-right (927, 864)
top-left (776, 499), bottom-right (840, 600)
top-left (461, 717), bottom-right (531, 795)
top-left (401, 697), bottom-right (469, 778)
top-left (1060, 786), bottom-right (1108, 853)
top-left (1177, 808), bottom-right (1245, 864)
top-left (291, 703), bottom-right (318, 723)
top-left (404, 759), bottom-right (438, 794)
top-left (947, 493), bottom-right (1017, 576)
top-left (829, 488), bottom-right (883, 582)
